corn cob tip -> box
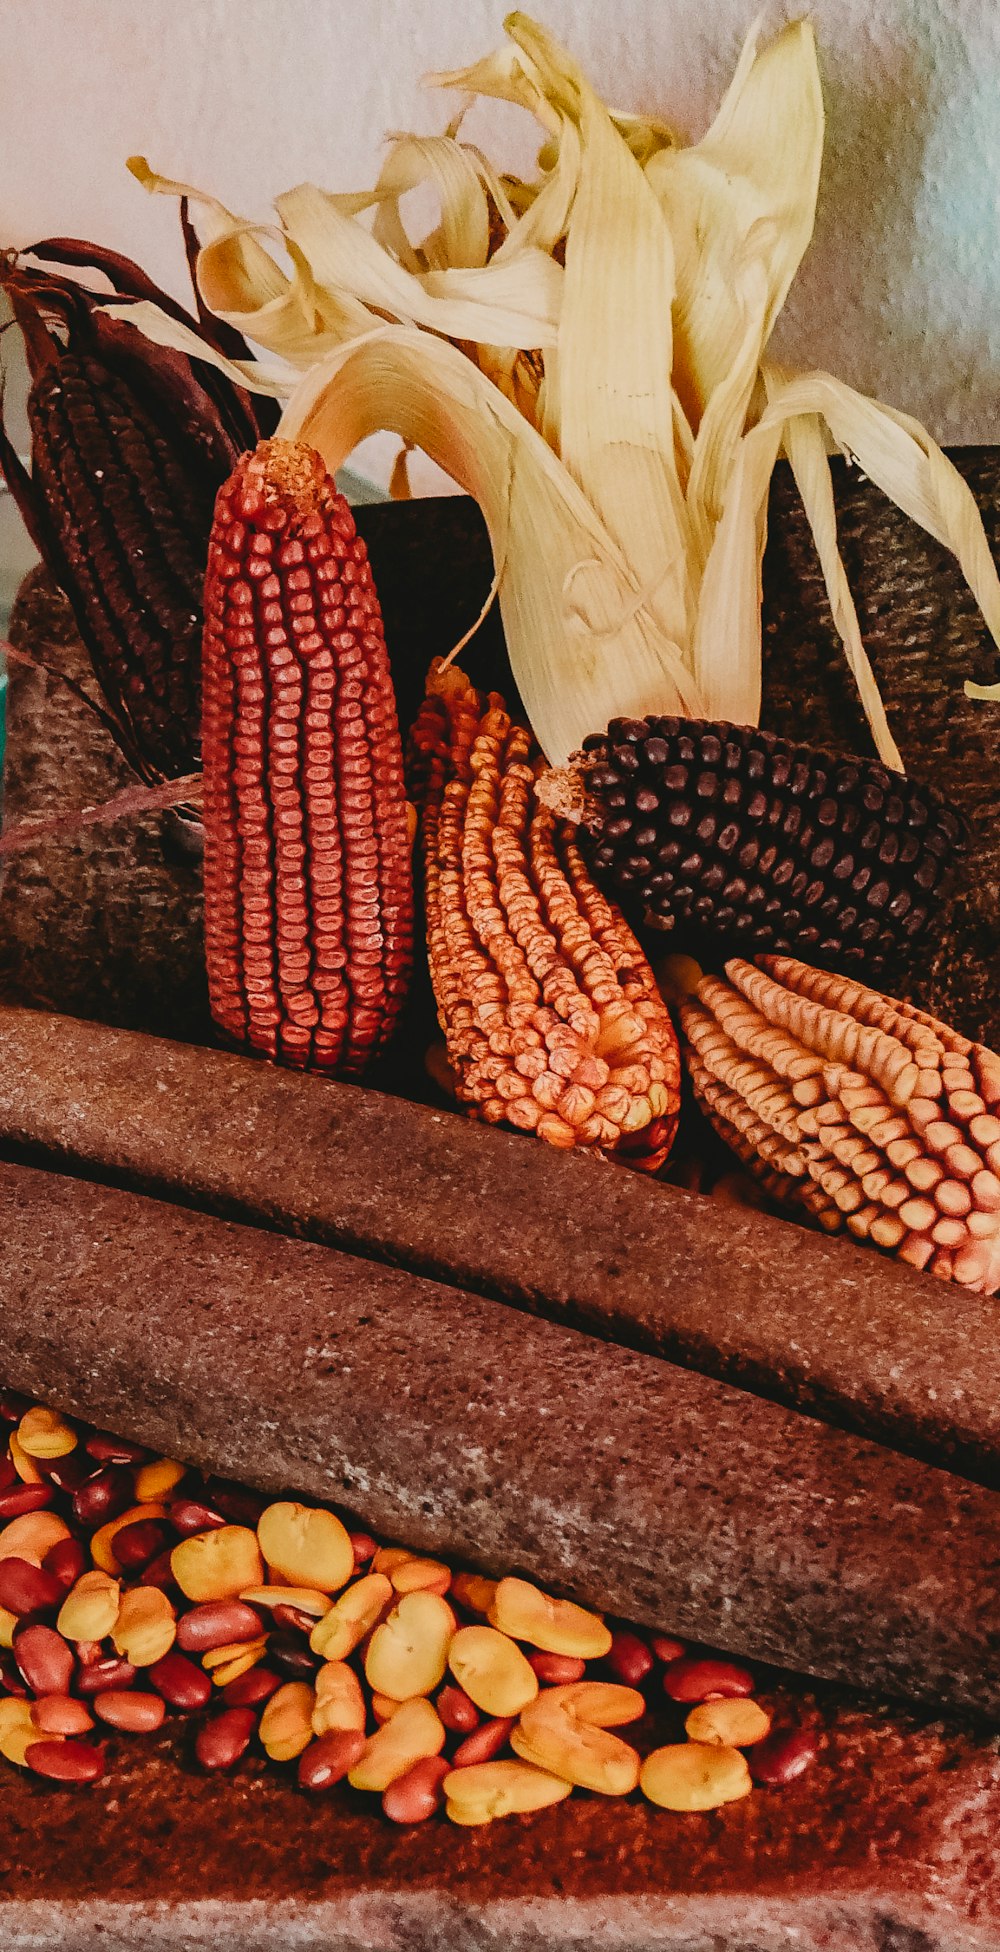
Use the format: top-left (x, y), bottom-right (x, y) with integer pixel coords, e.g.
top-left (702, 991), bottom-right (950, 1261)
top-left (233, 437), bottom-right (332, 519)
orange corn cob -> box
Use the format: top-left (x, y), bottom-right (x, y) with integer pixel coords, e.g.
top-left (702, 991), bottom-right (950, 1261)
top-left (409, 663), bottom-right (681, 1168)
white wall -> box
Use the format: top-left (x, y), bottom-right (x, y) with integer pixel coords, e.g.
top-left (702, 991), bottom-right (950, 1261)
top-left (0, 0), bottom-right (998, 450)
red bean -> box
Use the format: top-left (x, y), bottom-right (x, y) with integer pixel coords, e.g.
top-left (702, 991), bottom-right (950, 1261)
top-left (662, 1657), bottom-right (754, 1703)
top-left (0, 1390), bottom-right (31, 1423)
top-left (268, 1633), bottom-right (319, 1679)
top-left (76, 1656), bottom-right (138, 1698)
top-left (200, 1479), bottom-right (266, 1528)
top-left (93, 1691), bottom-right (166, 1733)
top-left (528, 1652), bottom-right (586, 1685)
top-left (749, 1728), bottom-right (818, 1787)
top-left (195, 1707), bottom-right (258, 1771)
top-left (167, 1499), bottom-right (227, 1537)
top-left (15, 1624), bottom-right (75, 1697)
top-left (177, 1602), bottom-right (265, 1655)
top-left (0, 1451), bottom-right (17, 1494)
top-left (85, 1433), bottom-right (150, 1466)
top-left (72, 1468), bottom-right (132, 1530)
top-left (0, 1653), bottom-right (30, 1698)
top-left (436, 1684), bottom-right (480, 1734)
top-left (350, 1532), bottom-right (378, 1567)
top-left (450, 1716), bottom-right (516, 1768)
top-left (222, 1666), bottom-right (281, 1708)
top-left (382, 1755), bottom-right (450, 1824)
top-left (607, 1631), bottom-right (654, 1687)
top-left (138, 1549), bottom-right (180, 1594)
top-left (42, 1538), bottom-right (88, 1592)
top-left (297, 1729), bottom-right (366, 1791)
top-left (0, 1557), bottom-right (65, 1617)
top-left (0, 1483), bottom-right (55, 1519)
top-left (38, 1451), bottom-right (97, 1494)
top-left (148, 1650), bottom-right (213, 1711)
top-left (25, 1739), bottom-right (105, 1783)
top-left (651, 1636), bottom-right (687, 1664)
top-left (111, 1520), bottom-right (171, 1572)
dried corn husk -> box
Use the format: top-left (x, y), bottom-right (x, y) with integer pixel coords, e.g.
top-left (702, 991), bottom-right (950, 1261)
top-left (121, 11), bottom-right (1000, 761)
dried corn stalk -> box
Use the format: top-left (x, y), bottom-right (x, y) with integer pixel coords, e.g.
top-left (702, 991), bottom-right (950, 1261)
top-left (679, 955), bottom-right (1000, 1294)
top-left (409, 663), bottom-right (680, 1167)
top-left (126, 13), bottom-right (1000, 764)
top-left (202, 438), bottom-right (413, 1077)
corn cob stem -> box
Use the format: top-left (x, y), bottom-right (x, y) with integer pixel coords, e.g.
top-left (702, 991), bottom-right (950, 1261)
top-left (201, 438), bottom-right (413, 1078)
top-left (410, 664), bottom-right (680, 1167)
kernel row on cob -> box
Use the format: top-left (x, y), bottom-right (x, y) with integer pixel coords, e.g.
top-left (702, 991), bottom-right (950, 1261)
top-left (408, 662), bottom-right (681, 1167)
top-left (0, 1392), bottom-right (814, 1817)
top-left (0, 241), bottom-right (273, 785)
top-left (678, 954), bottom-right (1000, 1295)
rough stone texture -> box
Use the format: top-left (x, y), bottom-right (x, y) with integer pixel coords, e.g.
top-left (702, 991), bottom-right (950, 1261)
top-left (4, 1157), bottom-right (1000, 1720)
top-left (2, 1696), bottom-right (1000, 1952)
top-left (2, 1001), bottom-right (1000, 1489)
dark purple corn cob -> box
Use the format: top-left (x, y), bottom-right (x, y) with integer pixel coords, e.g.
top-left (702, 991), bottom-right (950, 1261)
top-left (577, 716), bottom-right (963, 974)
top-left (0, 240), bottom-right (274, 784)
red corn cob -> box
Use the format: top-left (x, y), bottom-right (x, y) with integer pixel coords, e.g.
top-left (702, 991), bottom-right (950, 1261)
top-left (201, 438), bottom-right (413, 1078)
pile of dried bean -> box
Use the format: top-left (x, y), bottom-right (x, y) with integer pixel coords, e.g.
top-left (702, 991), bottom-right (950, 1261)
top-left (0, 1392), bottom-right (816, 1822)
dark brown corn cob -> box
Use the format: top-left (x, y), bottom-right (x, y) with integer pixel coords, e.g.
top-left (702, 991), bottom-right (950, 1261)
top-left (202, 438), bottom-right (413, 1078)
top-left (679, 954), bottom-right (1000, 1294)
top-left (0, 244), bottom-right (271, 783)
top-left (409, 663), bottom-right (681, 1168)
top-left (571, 717), bottom-right (963, 974)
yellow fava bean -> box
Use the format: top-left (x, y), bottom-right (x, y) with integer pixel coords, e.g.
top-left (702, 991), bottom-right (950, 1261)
top-left (489, 1577), bottom-right (611, 1660)
top-left (391, 1558), bottom-right (451, 1597)
top-left (17, 1407), bottom-right (77, 1460)
top-left (240, 1587), bottom-right (331, 1618)
top-left (685, 1699), bottom-right (772, 1748)
top-left (0, 1512), bottom-right (70, 1566)
top-left (0, 1606), bottom-right (17, 1649)
top-left (364, 1591), bottom-right (455, 1702)
top-left (57, 1570), bottom-right (121, 1644)
top-left (512, 1683), bottom-right (643, 1796)
top-left (372, 1546), bottom-right (415, 1576)
top-left (112, 1586), bottom-right (177, 1666)
top-left (448, 1625), bottom-right (538, 1717)
top-left (202, 1636), bottom-right (268, 1672)
top-left (91, 1504), bottom-right (169, 1576)
top-left (9, 1434), bottom-right (44, 1483)
top-left (257, 1503), bottom-right (353, 1594)
top-left (134, 1458), bottom-right (186, 1503)
top-left (0, 1698), bottom-right (44, 1768)
top-left (451, 1572), bottom-right (498, 1617)
top-left (260, 1681), bottom-right (316, 1762)
top-left (443, 1759), bottom-right (571, 1826)
top-left (210, 1646), bottom-right (266, 1690)
top-left (640, 1742), bottom-right (753, 1812)
top-left (311, 1661), bottom-right (366, 1736)
top-left (310, 1573), bottom-right (393, 1661)
top-left (347, 1697), bottom-right (444, 1792)
top-left (171, 1526), bottom-right (264, 1603)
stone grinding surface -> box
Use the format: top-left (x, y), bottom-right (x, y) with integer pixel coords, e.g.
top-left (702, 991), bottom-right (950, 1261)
top-left (3, 1158), bottom-right (1000, 1721)
top-left (2, 1699), bottom-right (1000, 1950)
top-left (2, 1001), bottom-right (1000, 1489)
